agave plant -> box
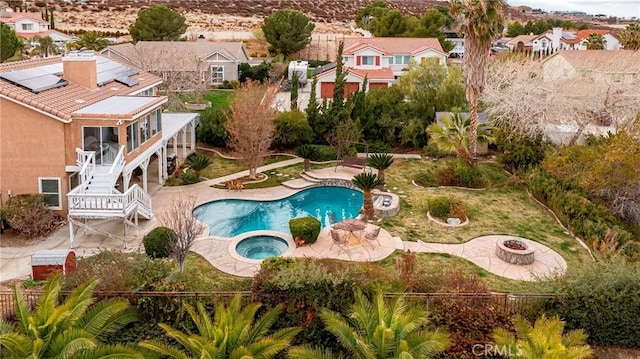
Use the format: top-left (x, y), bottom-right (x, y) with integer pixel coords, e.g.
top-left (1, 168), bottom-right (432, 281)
top-left (140, 295), bottom-right (300, 359)
top-left (352, 172), bottom-right (384, 221)
top-left (366, 153), bottom-right (394, 183)
top-left (0, 275), bottom-right (141, 358)
top-left (186, 153), bottom-right (212, 177)
top-left (295, 144), bottom-right (316, 172)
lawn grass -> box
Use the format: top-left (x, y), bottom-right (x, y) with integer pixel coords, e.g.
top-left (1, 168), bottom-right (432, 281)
top-left (243, 161), bottom-right (336, 189)
top-left (381, 158), bottom-right (591, 270)
top-left (198, 151), bottom-right (292, 180)
top-left (203, 90), bottom-right (233, 110)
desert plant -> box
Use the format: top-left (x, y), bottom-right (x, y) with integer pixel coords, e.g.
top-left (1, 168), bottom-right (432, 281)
top-left (1, 194), bottom-right (60, 239)
top-left (180, 170), bottom-right (198, 185)
top-left (140, 295), bottom-right (300, 358)
top-left (0, 275), bottom-right (141, 358)
top-left (366, 153), bottom-right (394, 183)
top-left (142, 226), bottom-right (177, 259)
top-left (295, 144), bottom-right (317, 172)
top-left (186, 153), bottom-right (212, 177)
top-left (428, 196), bottom-right (453, 219)
top-left (289, 217), bottom-right (321, 244)
top-left (352, 173), bottom-right (384, 221)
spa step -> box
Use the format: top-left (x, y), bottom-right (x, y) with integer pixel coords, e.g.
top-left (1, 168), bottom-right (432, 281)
top-left (300, 171), bottom-right (323, 183)
top-left (281, 178), bottom-right (316, 189)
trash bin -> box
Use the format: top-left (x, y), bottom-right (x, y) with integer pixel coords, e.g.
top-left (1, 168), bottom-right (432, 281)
top-left (167, 153), bottom-right (177, 176)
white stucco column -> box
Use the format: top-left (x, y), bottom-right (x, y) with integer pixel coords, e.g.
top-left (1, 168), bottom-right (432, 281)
top-left (182, 128), bottom-right (187, 158)
top-left (173, 135), bottom-right (178, 160)
top-left (156, 148), bottom-right (163, 183)
top-left (163, 142), bottom-right (169, 178)
top-left (123, 170), bottom-right (133, 191)
top-left (140, 156), bottom-right (151, 192)
top-left (190, 121), bottom-right (197, 151)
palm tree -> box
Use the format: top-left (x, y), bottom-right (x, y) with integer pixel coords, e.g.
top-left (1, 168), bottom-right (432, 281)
top-left (352, 172), bottom-right (383, 221)
top-left (288, 290), bottom-right (449, 359)
top-left (70, 31), bottom-right (111, 51)
top-left (585, 33), bottom-right (606, 50)
top-left (32, 35), bottom-right (58, 57)
top-left (366, 153), bottom-right (394, 183)
top-left (450, 0), bottom-right (506, 166)
top-left (0, 275), bottom-right (141, 358)
top-left (426, 112), bottom-right (494, 166)
top-left (140, 295), bottom-right (300, 358)
top-left (619, 23), bottom-right (640, 50)
top-left (295, 144), bottom-right (316, 172)
top-left (186, 153), bottom-right (212, 177)
top-left (492, 314), bottom-right (592, 359)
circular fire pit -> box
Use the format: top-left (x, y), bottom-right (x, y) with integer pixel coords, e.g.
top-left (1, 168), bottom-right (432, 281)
top-left (495, 238), bottom-right (535, 265)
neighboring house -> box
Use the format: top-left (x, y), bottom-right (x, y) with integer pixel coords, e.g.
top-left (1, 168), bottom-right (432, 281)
top-left (434, 112), bottom-right (490, 154)
top-left (446, 37), bottom-right (465, 58)
top-left (100, 41), bottom-right (250, 88)
top-left (542, 50), bottom-right (640, 84)
top-left (0, 8), bottom-right (72, 50)
top-left (505, 28), bottom-right (621, 51)
top-left (314, 37), bottom-right (448, 98)
top-left (0, 51), bottom-right (199, 246)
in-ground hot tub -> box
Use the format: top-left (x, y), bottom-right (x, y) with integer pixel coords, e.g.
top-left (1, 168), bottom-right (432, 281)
top-left (495, 238), bottom-right (535, 265)
top-left (372, 191), bottom-right (400, 217)
top-left (235, 235), bottom-right (289, 260)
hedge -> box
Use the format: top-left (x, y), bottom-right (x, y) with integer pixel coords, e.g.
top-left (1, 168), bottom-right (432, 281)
top-left (289, 217), bottom-right (321, 244)
top-left (143, 227), bottom-right (177, 259)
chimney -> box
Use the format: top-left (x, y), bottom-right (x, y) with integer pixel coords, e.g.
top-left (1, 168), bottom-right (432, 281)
top-left (62, 50), bottom-right (98, 89)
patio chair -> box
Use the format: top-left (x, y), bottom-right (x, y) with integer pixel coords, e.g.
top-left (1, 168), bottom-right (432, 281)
top-left (330, 228), bottom-right (351, 258)
top-left (364, 226), bottom-right (381, 248)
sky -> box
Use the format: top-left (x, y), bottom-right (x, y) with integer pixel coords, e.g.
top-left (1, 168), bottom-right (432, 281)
top-left (507, 0), bottom-right (640, 19)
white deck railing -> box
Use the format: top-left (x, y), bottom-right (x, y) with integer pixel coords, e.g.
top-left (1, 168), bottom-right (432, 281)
top-left (76, 149), bottom-right (95, 190)
top-left (68, 184), bottom-right (151, 219)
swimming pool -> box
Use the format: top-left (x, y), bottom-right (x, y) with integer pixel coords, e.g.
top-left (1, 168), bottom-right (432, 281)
top-left (194, 186), bottom-right (363, 237)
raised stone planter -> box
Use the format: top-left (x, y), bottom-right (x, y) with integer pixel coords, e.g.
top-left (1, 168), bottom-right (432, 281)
top-left (495, 238), bottom-right (535, 265)
top-left (426, 212), bottom-right (469, 227)
top-left (372, 190), bottom-right (400, 217)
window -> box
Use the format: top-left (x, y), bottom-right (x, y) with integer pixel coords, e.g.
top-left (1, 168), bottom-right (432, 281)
top-left (138, 88), bottom-right (153, 96)
top-left (127, 121), bottom-right (139, 153)
top-left (140, 115), bottom-right (150, 143)
top-left (394, 55), bottom-right (411, 65)
top-left (21, 23), bottom-right (34, 31)
top-left (210, 65), bottom-right (224, 84)
top-left (361, 56), bottom-right (375, 65)
top-left (389, 57), bottom-right (394, 64)
top-left (69, 173), bottom-right (80, 191)
top-left (151, 109), bottom-right (161, 135)
top-left (39, 178), bottom-right (61, 209)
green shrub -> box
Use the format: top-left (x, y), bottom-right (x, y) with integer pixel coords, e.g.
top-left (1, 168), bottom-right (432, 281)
top-left (428, 196), bottom-right (453, 219)
top-left (273, 109), bottom-right (314, 148)
top-left (143, 227), bottom-right (177, 259)
top-left (454, 163), bottom-right (488, 188)
top-left (197, 107), bottom-right (228, 147)
top-left (289, 217), bottom-right (321, 244)
top-left (295, 144), bottom-right (336, 162)
top-left (495, 126), bottom-right (547, 172)
top-left (186, 153), bottom-right (212, 174)
top-left (549, 260), bottom-right (640, 347)
top-left (1, 194), bottom-right (60, 239)
top-left (180, 170), bottom-right (198, 184)
top-left (423, 142), bottom-right (448, 158)
top-left (414, 172), bottom-right (438, 187)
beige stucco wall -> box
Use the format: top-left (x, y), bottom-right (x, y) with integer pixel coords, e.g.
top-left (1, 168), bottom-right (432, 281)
top-left (0, 98), bottom-right (69, 214)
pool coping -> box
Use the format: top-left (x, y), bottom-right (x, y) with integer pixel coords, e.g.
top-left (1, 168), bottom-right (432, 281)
top-left (227, 230), bottom-right (296, 264)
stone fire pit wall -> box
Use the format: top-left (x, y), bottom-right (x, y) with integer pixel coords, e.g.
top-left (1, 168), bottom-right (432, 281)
top-left (495, 239), bottom-right (535, 265)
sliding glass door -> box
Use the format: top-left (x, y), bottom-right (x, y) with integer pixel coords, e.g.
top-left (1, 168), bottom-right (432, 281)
top-left (82, 127), bottom-right (119, 165)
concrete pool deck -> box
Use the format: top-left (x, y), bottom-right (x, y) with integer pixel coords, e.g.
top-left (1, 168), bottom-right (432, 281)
top-left (1, 163), bottom-right (567, 283)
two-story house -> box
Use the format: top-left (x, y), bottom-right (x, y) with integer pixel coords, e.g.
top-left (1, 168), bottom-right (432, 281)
top-left (100, 41), bottom-right (250, 89)
top-left (506, 28), bottom-right (621, 52)
top-left (0, 8), bottom-right (73, 51)
top-left (0, 51), bottom-right (199, 246)
top-left (314, 37), bottom-right (448, 98)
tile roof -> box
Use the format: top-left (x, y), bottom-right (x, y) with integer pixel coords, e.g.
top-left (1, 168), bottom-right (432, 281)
top-left (506, 34), bottom-right (540, 46)
top-left (0, 11), bottom-right (48, 24)
top-left (575, 29), bottom-right (610, 41)
top-left (0, 55), bottom-right (163, 122)
top-left (348, 67), bottom-right (395, 80)
top-left (102, 41), bottom-right (248, 72)
top-left (18, 30), bottom-right (72, 39)
top-left (343, 37), bottom-right (445, 55)
top-left (547, 50), bottom-right (640, 73)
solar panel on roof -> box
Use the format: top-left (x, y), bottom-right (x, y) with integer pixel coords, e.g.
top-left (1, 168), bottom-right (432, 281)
top-left (95, 57), bottom-right (139, 86)
top-left (115, 75), bottom-right (138, 87)
top-left (0, 68), bottom-right (67, 93)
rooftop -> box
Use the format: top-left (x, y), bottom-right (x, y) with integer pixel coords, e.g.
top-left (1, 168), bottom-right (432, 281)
top-left (343, 37), bottom-right (445, 55)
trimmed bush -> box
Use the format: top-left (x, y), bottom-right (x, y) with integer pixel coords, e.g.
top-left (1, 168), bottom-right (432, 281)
top-left (143, 227), bottom-right (177, 259)
top-left (180, 170), bottom-right (198, 184)
top-left (1, 194), bottom-right (60, 238)
top-left (428, 196), bottom-right (453, 219)
top-left (289, 217), bottom-right (321, 244)
top-left (414, 171), bottom-right (438, 187)
top-left (273, 109), bottom-right (314, 148)
top-left (295, 144), bottom-right (336, 162)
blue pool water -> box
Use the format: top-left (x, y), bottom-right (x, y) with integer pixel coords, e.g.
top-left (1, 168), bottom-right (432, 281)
top-left (194, 186), bottom-right (363, 237)
top-left (236, 236), bottom-right (289, 260)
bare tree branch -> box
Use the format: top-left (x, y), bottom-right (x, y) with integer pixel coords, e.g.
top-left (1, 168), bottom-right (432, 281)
top-left (158, 195), bottom-right (205, 273)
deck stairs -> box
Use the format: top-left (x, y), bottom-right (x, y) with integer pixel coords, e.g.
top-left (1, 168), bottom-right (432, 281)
top-left (67, 146), bottom-right (152, 248)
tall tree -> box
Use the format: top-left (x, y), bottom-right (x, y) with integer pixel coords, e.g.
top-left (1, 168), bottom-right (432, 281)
top-left (0, 275), bottom-right (141, 358)
top-left (289, 290), bottom-right (449, 359)
top-left (493, 315), bottom-right (592, 359)
top-left (306, 76), bottom-right (321, 140)
top-left (585, 33), bottom-right (606, 50)
top-left (158, 195), bottom-right (205, 273)
top-left (262, 9), bottom-right (315, 57)
top-left (619, 23), bottom-right (640, 50)
top-left (0, 23), bottom-right (22, 62)
top-left (290, 71), bottom-right (299, 110)
top-left (141, 296), bottom-right (300, 359)
top-left (225, 81), bottom-right (277, 179)
top-left (32, 35), bottom-right (57, 57)
top-left (352, 173), bottom-right (384, 221)
top-left (70, 31), bottom-right (110, 51)
top-left (129, 5), bottom-right (187, 42)
top-left (450, 0), bottom-right (507, 165)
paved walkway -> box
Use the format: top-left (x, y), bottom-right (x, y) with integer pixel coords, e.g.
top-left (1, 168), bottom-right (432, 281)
top-left (1, 157), bottom-right (567, 283)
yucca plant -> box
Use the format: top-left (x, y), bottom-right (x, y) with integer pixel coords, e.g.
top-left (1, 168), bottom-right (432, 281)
top-left (366, 153), bottom-right (394, 183)
top-left (186, 153), bottom-right (212, 177)
top-left (0, 275), bottom-right (141, 358)
top-left (352, 172), bottom-right (384, 221)
top-left (295, 144), bottom-right (316, 172)
top-left (288, 290), bottom-right (450, 359)
top-left (492, 314), bottom-right (592, 358)
top-left (140, 295), bottom-right (300, 359)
